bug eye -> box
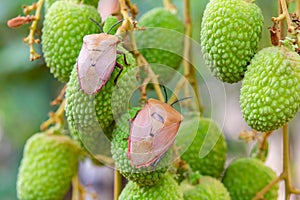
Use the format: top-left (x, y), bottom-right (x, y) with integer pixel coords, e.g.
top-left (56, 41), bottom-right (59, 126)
top-left (151, 112), bottom-right (165, 123)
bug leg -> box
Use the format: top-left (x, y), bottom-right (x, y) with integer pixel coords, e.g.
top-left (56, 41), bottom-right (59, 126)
top-left (114, 62), bottom-right (124, 85)
top-left (117, 50), bottom-right (129, 66)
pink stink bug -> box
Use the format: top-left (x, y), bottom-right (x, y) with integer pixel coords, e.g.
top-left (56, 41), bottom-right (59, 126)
top-left (128, 92), bottom-right (191, 168)
top-left (77, 19), bottom-right (126, 95)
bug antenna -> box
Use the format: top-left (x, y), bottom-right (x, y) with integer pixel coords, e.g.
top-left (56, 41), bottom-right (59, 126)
top-left (170, 96), bottom-right (192, 107)
top-left (162, 85), bottom-right (168, 103)
top-left (89, 17), bottom-right (104, 33)
top-left (107, 19), bottom-right (124, 34)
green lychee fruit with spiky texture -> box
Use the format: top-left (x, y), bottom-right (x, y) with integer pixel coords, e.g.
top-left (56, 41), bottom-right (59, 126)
top-left (135, 7), bottom-right (185, 83)
top-left (176, 117), bottom-right (227, 178)
top-left (65, 46), bottom-right (136, 156)
top-left (103, 15), bottom-right (120, 35)
top-left (111, 107), bottom-right (173, 186)
top-left (222, 157), bottom-right (278, 200)
top-left (17, 133), bottom-right (80, 200)
top-left (119, 173), bottom-right (183, 200)
top-left (200, 0), bottom-right (263, 83)
top-left (181, 176), bottom-right (231, 200)
top-left (42, 1), bottom-right (101, 82)
top-left (240, 46), bottom-right (300, 132)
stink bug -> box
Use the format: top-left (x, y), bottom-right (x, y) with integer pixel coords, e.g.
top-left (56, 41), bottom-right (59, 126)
top-left (76, 19), bottom-right (126, 95)
top-left (128, 95), bottom-right (190, 168)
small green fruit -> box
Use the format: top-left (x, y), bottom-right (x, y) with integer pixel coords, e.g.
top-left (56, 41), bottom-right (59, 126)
top-left (42, 1), bottom-right (101, 82)
top-left (119, 173), bottom-right (183, 200)
top-left (176, 117), bottom-right (227, 178)
top-left (111, 108), bottom-right (172, 186)
top-left (181, 176), bottom-right (231, 200)
top-left (200, 0), bottom-right (263, 83)
top-left (240, 46), bottom-right (300, 132)
top-left (17, 133), bottom-right (80, 200)
top-left (135, 8), bottom-right (185, 82)
top-left (222, 157), bottom-right (278, 200)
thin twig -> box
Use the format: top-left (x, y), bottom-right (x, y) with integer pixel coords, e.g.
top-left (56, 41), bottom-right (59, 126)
top-left (23, 0), bottom-right (44, 61)
top-left (40, 99), bottom-right (66, 131)
top-left (50, 85), bottom-right (67, 106)
top-left (273, 0), bottom-right (294, 34)
top-left (114, 170), bottom-right (122, 200)
top-left (253, 173), bottom-right (284, 200)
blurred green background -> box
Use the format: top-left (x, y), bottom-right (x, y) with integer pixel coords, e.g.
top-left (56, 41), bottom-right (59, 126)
top-left (0, 0), bottom-right (299, 199)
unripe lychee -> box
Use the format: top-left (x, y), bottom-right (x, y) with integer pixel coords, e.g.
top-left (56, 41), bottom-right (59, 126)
top-left (42, 1), bottom-right (101, 82)
top-left (119, 173), bottom-right (183, 200)
top-left (222, 157), bottom-right (278, 200)
top-left (200, 0), bottom-right (263, 83)
top-left (17, 133), bottom-right (80, 200)
top-left (240, 46), bottom-right (300, 132)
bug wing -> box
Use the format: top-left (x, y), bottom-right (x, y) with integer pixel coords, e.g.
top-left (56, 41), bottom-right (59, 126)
top-left (128, 104), bottom-right (156, 168)
top-left (77, 35), bottom-right (118, 95)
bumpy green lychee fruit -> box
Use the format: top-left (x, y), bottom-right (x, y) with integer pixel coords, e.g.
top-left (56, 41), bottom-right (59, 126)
top-left (181, 176), bottom-right (231, 200)
top-left (65, 47), bottom-right (136, 150)
top-left (119, 173), bottom-right (183, 200)
top-left (222, 157), bottom-right (278, 200)
top-left (240, 46), bottom-right (300, 132)
top-left (103, 16), bottom-right (119, 35)
top-left (111, 108), bottom-right (173, 186)
top-left (42, 1), bottom-right (101, 82)
top-left (176, 117), bottom-right (227, 178)
top-left (135, 8), bottom-right (185, 82)
top-left (200, 0), bottom-right (263, 83)
top-left (17, 133), bottom-right (80, 200)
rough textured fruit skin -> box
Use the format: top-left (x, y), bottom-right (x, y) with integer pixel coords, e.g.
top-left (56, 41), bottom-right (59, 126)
top-left (65, 47), bottom-right (136, 147)
top-left (111, 108), bottom-right (173, 186)
top-left (181, 176), bottom-right (231, 200)
top-left (119, 173), bottom-right (183, 200)
top-left (135, 8), bottom-right (185, 82)
top-left (103, 16), bottom-right (119, 35)
top-left (176, 118), bottom-right (227, 178)
top-left (42, 1), bottom-right (101, 82)
top-left (17, 133), bottom-right (80, 200)
top-left (200, 0), bottom-right (263, 83)
top-left (222, 157), bottom-right (278, 200)
top-left (240, 46), bottom-right (300, 132)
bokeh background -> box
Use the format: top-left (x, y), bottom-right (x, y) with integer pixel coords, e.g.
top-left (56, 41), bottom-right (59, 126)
top-left (0, 0), bottom-right (299, 199)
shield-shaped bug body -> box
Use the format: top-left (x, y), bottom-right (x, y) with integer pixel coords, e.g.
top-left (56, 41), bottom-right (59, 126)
top-left (76, 33), bottom-right (121, 95)
top-left (128, 98), bottom-right (184, 168)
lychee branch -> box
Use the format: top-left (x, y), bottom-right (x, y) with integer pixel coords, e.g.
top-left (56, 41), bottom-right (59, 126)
top-left (168, 0), bottom-right (204, 113)
top-left (273, 0), bottom-right (295, 33)
top-left (40, 99), bottom-right (65, 131)
top-left (163, 0), bottom-right (177, 13)
top-left (118, 0), bottom-right (166, 102)
top-left (23, 0), bottom-right (44, 61)
top-left (253, 124), bottom-right (300, 200)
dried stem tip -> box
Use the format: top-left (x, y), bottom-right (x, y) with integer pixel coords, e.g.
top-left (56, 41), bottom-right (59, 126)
top-left (7, 15), bottom-right (35, 28)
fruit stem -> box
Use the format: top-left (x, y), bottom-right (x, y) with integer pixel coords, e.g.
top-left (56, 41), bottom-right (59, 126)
top-left (118, 0), bottom-right (165, 102)
top-left (253, 173), bottom-right (284, 200)
top-left (114, 170), bottom-right (122, 200)
top-left (50, 85), bottom-right (67, 106)
top-left (273, 0), bottom-right (295, 34)
top-left (297, 0), bottom-right (300, 17)
top-left (22, 0), bottom-right (44, 61)
top-left (163, 0), bottom-right (177, 13)
top-left (168, 0), bottom-right (204, 113)
top-left (40, 98), bottom-right (66, 131)
top-left (282, 124), bottom-right (293, 199)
